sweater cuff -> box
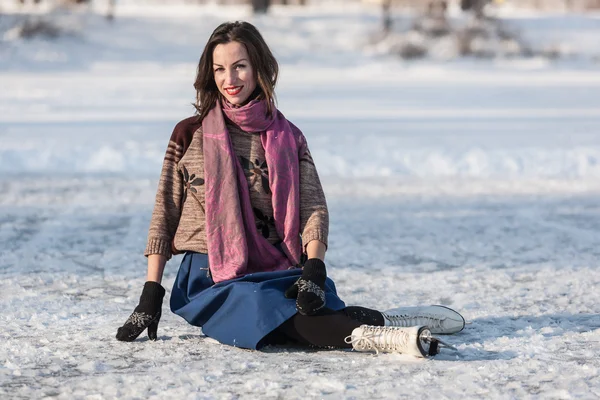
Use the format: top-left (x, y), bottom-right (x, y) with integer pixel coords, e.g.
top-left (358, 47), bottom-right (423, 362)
top-left (144, 238), bottom-right (173, 260)
top-left (302, 229), bottom-right (328, 252)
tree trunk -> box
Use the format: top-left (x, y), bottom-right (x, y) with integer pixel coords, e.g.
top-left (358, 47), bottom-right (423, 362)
top-left (382, 0), bottom-right (392, 35)
top-left (252, 0), bottom-right (270, 14)
top-left (107, 0), bottom-right (116, 21)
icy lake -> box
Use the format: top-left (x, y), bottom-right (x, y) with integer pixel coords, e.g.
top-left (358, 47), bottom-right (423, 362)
top-left (1, 1), bottom-right (600, 398)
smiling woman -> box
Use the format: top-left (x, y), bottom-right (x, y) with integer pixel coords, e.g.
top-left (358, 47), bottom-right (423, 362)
top-left (193, 21), bottom-right (278, 121)
top-left (115, 21), bottom-right (465, 357)
top-left (212, 42), bottom-right (257, 105)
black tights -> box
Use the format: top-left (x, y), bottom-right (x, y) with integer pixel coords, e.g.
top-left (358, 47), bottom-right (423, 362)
top-left (274, 306), bottom-right (385, 348)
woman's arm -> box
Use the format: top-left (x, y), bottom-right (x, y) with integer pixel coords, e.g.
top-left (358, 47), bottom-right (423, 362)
top-left (296, 131), bottom-right (329, 255)
top-left (305, 239), bottom-right (326, 261)
top-left (145, 119), bottom-right (199, 260)
top-left (146, 254), bottom-right (167, 283)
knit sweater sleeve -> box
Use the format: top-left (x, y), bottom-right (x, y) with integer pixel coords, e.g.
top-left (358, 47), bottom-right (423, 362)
top-left (144, 118), bottom-right (197, 259)
top-left (295, 127), bottom-right (329, 250)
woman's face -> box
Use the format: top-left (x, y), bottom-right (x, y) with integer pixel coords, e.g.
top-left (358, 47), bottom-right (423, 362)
top-left (212, 41), bottom-right (257, 106)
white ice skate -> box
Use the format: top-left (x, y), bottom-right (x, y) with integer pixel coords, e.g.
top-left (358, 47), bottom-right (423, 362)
top-left (344, 325), bottom-right (456, 358)
top-left (381, 305), bottom-right (465, 335)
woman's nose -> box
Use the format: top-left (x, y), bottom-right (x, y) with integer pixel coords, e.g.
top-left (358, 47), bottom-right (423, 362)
top-left (225, 69), bottom-right (237, 85)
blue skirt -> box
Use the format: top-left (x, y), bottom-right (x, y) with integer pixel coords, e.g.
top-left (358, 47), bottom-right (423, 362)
top-left (170, 252), bottom-right (347, 350)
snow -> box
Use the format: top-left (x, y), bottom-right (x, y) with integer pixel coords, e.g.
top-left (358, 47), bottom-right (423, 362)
top-left (2, 2), bottom-right (600, 399)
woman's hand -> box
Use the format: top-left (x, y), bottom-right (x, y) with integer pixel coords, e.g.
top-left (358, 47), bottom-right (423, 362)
top-left (117, 255), bottom-right (168, 342)
top-left (116, 281), bottom-right (165, 342)
top-left (285, 258), bottom-right (327, 315)
top-left (285, 240), bottom-right (328, 315)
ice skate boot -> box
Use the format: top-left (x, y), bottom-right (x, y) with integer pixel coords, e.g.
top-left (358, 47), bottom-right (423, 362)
top-left (381, 305), bottom-right (465, 334)
top-left (345, 325), bottom-right (456, 357)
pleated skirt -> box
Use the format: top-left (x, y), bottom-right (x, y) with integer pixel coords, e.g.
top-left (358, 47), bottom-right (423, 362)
top-left (170, 252), bottom-right (346, 350)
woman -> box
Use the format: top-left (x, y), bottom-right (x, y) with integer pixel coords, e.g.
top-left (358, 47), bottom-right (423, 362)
top-left (115, 21), bottom-right (464, 357)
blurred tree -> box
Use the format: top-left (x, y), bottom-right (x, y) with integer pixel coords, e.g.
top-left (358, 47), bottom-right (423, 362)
top-left (272, 0), bottom-right (308, 4)
top-left (8, 0), bottom-right (91, 40)
top-left (588, 0), bottom-right (600, 9)
top-left (252, 0), bottom-right (270, 13)
top-left (18, 0), bottom-right (91, 4)
top-left (381, 0), bottom-right (392, 34)
top-left (461, 0), bottom-right (489, 18)
top-left (107, 0), bottom-right (116, 21)
top-left (413, 1), bottom-right (450, 37)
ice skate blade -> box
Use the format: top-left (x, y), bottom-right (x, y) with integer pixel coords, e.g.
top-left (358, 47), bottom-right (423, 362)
top-left (420, 330), bottom-right (458, 356)
top-left (430, 337), bottom-right (457, 351)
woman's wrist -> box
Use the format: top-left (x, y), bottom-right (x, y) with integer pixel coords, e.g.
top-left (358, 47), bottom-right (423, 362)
top-left (305, 240), bottom-right (327, 261)
top-left (146, 254), bottom-right (167, 283)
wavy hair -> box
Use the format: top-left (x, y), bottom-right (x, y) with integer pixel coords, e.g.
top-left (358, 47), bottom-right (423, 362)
top-left (194, 21), bottom-right (279, 121)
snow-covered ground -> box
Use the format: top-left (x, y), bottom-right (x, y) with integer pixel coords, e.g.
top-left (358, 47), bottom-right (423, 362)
top-left (2, 2), bottom-right (600, 399)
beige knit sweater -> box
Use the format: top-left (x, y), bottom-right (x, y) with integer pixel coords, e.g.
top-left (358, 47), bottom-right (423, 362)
top-left (145, 116), bottom-right (329, 260)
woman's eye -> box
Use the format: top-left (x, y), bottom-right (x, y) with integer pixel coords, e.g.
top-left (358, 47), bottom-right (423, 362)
top-left (214, 67), bottom-right (224, 72)
top-left (235, 64), bottom-right (246, 69)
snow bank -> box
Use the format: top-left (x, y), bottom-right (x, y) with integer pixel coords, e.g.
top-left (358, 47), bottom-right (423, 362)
top-left (0, 134), bottom-right (165, 175)
top-left (317, 145), bottom-right (600, 179)
top-left (3, 134), bottom-right (600, 179)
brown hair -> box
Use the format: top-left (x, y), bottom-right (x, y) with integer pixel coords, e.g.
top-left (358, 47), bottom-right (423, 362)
top-left (194, 21), bottom-right (279, 121)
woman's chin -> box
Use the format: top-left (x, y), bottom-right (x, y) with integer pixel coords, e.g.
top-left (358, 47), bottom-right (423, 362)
top-left (224, 94), bottom-right (250, 106)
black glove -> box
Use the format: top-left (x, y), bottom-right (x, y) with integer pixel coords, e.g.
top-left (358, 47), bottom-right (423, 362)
top-left (285, 258), bottom-right (327, 316)
top-left (116, 281), bottom-right (165, 342)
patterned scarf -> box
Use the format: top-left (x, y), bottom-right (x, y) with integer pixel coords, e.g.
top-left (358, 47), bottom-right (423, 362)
top-left (202, 98), bottom-right (302, 283)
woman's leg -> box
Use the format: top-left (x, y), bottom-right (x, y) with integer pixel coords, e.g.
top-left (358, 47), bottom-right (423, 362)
top-left (341, 306), bottom-right (385, 326)
top-left (277, 308), bottom-right (361, 348)
top-left (276, 306), bottom-right (385, 348)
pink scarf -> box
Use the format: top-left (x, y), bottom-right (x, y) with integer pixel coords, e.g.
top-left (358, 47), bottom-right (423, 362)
top-left (202, 99), bottom-right (302, 283)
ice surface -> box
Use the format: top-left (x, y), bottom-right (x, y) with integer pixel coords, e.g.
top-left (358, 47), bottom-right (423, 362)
top-left (1, 3), bottom-right (600, 399)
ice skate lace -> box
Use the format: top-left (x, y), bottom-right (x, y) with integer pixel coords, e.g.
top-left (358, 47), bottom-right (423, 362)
top-left (344, 326), bottom-right (411, 355)
top-left (383, 312), bottom-right (444, 330)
